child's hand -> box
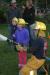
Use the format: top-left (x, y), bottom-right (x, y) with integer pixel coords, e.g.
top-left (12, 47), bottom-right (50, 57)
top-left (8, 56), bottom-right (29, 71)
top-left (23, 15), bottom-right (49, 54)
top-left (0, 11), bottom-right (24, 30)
top-left (19, 46), bottom-right (27, 51)
top-left (16, 44), bottom-right (21, 50)
top-left (16, 45), bottom-right (27, 51)
top-left (16, 44), bottom-right (23, 51)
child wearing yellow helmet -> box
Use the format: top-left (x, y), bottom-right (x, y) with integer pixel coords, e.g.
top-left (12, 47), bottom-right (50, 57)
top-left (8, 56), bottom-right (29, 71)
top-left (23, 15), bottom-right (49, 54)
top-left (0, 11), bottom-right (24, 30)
top-left (32, 21), bottom-right (48, 57)
top-left (12, 18), bottom-right (29, 69)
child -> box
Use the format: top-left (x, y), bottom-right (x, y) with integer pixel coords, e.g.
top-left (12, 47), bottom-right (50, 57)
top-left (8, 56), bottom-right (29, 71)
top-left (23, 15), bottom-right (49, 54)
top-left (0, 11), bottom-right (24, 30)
top-left (10, 17), bottom-right (18, 40)
top-left (13, 18), bottom-right (29, 69)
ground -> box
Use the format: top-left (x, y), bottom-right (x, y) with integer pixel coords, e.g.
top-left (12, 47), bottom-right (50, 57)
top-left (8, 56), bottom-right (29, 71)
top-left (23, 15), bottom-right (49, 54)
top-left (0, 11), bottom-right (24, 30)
top-left (0, 24), bottom-right (50, 75)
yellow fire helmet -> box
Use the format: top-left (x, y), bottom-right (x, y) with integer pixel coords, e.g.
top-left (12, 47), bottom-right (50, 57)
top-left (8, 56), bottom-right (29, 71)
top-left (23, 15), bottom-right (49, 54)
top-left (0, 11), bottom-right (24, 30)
top-left (12, 17), bottom-right (18, 25)
top-left (38, 30), bottom-right (46, 37)
top-left (18, 18), bottom-right (28, 25)
top-left (33, 21), bottom-right (46, 30)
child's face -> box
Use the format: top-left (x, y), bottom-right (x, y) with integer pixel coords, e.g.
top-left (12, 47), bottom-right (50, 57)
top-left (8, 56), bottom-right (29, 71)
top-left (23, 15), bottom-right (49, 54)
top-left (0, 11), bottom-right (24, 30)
top-left (12, 20), bottom-right (17, 26)
top-left (17, 24), bottom-right (24, 28)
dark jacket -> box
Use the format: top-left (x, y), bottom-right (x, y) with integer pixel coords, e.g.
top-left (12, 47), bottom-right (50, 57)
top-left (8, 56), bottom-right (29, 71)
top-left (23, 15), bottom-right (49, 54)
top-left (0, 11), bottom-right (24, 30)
top-left (31, 37), bottom-right (45, 59)
top-left (7, 7), bottom-right (21, 24)
top-left (23, 6), bottom-right (35, 25)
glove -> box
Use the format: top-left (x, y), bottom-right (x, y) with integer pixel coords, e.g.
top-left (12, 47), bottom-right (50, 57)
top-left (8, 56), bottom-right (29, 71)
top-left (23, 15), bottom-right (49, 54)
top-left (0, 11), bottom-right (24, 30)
top-left (16, 44), bottom-right (25, 51)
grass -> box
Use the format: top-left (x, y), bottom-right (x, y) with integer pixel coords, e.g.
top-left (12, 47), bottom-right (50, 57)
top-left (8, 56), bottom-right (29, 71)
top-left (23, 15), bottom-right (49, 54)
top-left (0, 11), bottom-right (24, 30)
top-left (0, 24), bottom-right (19, 75)
top-left (0, 23), bottom-right (50, 75)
